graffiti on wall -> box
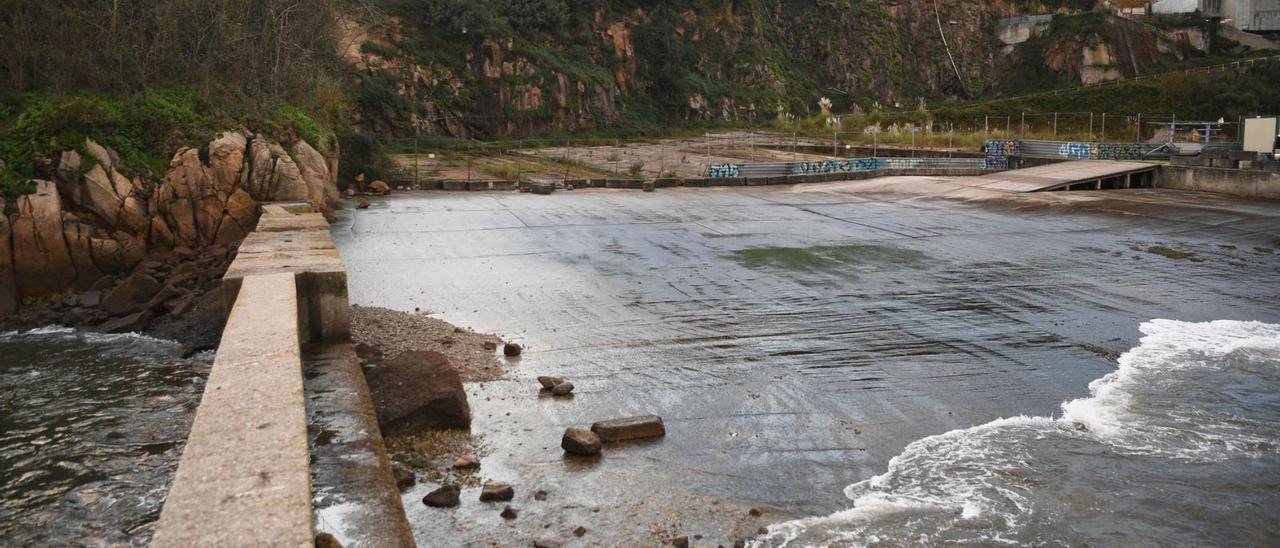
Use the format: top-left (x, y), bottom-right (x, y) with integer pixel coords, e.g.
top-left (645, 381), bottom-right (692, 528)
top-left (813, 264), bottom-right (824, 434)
top-left (708, 164), bottom-right (741, 178)
top-left (984, 139), bottom-right (1019, 170)
top-left (791, 158), bottom-right (882, 175)
top-left (1057, 142), bottom-right (1145, 160)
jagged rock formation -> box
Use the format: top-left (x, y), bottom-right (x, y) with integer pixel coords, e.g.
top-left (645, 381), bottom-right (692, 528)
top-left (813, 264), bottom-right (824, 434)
top-left (0, 132), bottom-right (340, 336)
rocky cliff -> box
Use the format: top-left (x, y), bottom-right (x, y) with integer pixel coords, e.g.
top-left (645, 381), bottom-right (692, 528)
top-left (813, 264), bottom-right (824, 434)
top-left (0, 132), bottom-right (340, 347)
top-left (340, 0), bottom-right (1201, 138)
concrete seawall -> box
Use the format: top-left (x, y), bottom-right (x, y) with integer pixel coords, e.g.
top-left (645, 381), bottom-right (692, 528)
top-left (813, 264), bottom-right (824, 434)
top-left (153, 203), bottom-right (413, 547)
top-left (1158, 165), bottom-right (1280, 200)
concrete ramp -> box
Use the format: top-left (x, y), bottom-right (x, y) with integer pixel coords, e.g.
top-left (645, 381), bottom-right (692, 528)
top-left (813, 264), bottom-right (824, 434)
top-left (955, 160), bottom-right (1158, 193)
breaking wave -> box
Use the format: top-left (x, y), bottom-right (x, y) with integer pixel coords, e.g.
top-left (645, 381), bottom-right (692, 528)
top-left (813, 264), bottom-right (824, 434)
top-left (753, 320), bottom-right (1280, 547)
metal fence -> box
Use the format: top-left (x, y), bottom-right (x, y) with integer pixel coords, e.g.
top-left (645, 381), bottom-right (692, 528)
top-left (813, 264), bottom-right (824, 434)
top-left (706, 157), bottom-right (987, 178)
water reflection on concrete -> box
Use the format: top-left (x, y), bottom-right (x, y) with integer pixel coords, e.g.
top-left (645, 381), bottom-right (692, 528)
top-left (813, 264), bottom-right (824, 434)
top-left (331, 182), bottom-right (1280, 546)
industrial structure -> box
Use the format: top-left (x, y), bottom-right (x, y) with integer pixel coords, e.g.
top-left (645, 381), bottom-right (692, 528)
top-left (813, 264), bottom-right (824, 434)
top-left (1150, 0), bottom-right (1280, 31)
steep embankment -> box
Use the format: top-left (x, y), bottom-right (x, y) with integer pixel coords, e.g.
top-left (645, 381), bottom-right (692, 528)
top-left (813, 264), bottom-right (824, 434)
top-left (0, 133), bottom-right (340, 350)
top-left (338, 0), bottom-right (1212, 138)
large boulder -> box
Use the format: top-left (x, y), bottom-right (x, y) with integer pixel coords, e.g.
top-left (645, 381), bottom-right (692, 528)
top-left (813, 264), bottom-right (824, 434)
top-left (207, 131), bottom-right (248, 194)
top-left (363, 350), bottom-right (471, 435)
top-left (10, 181), bottom-right (77, 299)
top-left (78, 164), bottom-right (125, 226)
top-left (214, 189), bottom-right (259, 246)
top-left (0, 199), bottom-right (16, 318)
top-left (268, 143), bottom-right (309, 202)
top-left (101, 271), bottom-right (162, 316)
top-left (62, 219), bottom-right (103, 290)
top-left (292, 141), bottom-right (340, 212)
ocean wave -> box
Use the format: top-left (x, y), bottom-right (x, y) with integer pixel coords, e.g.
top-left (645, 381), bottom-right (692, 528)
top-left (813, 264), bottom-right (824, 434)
top-left (0, 325), bottom-right (182, 347)
top-left (752, 319), bottom-right (1280, 547)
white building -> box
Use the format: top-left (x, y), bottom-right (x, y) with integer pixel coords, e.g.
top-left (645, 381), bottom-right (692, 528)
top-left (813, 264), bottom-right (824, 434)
top-left (1204, 0), bottom-right (1280, 31)
top-left (1149, 0), bottom-right (1280, 31)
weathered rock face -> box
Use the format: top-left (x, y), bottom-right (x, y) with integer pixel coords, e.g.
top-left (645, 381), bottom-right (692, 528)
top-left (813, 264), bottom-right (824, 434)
top-left (363, 350), bottom-right (472, 435)
top-left (0, 197), bottom-right (15, 318)
top-left (0, 132), bottom-right (339, 334)
top-left (10, 181), bottom-right (77, 299)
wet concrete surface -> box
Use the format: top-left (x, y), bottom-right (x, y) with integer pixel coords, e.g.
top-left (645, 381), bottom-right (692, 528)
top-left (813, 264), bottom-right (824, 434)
top-left (330, 179), bottom-right (1280, 546)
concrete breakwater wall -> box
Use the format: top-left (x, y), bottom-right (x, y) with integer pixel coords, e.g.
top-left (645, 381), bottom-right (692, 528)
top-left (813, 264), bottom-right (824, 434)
top-left (1157, 165), bottom-right (1280, 200)
top-left (389, 166), bottom-right (998, 192)
top-left (152, 203), bottom-right (413, 547)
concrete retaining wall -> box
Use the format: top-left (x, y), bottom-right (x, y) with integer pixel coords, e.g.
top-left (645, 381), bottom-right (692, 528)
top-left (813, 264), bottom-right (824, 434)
top-left (1157, 165), bottom-right (1280, 200)
top-left (154, 204), bottom-right (413, 547)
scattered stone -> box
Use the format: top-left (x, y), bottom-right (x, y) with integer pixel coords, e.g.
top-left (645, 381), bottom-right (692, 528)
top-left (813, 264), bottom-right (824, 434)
top-left (363, 350), bottom-right (471, 435)
top-left (479, 482), bottom-right (515, 502)
top-left (500, 505), bottom-right (518, 520)
top-left (749, 508), bottom-right (763, 517)
top-left (551, 382), bottom-right (575, 396)
top-left (390, 461), bottom-right (415, 490)
top-left (315, 532), bottom-right (343, 548)
top-left (422, 485), bottom-right (461, 508)
top-left (76, 290), bottom-right (100, 308)
top-left (354, 342), bottom-right (383, 362)
top-left (504, 342), bottom-right (523, 357)
top-left (533, 539), bottom-right (562, 548)
top-left (483, 341), bottom-right (498, 350)
top-left (734, 542), bottom-right (746, 548)
top-left (534, 490), bottom-right (548, 501)
top-left (757, 527), bottom-right (768, 536)
top-left (573, 526), bottom-right (587, 537)
top-left (357, 200), bottom-right (371, 209)
top-left (537, 376), bottom-right (563, 389)
top-left (673, 536), bottom-right (689, 548)
top-left (370, 180), bottom-right (391, 195)
top-left (561, 427), bottom-right (602, 456)
top-left (98, 311), bottom-right (153, 333)
top-left (101, 272), bottom-right (162, 315)
top-left (453, 454), bottom-right (480, 470)
top-left (643, 181), bottom-right (656, 192)
top-left (591, 415), bottom-right (666, 442)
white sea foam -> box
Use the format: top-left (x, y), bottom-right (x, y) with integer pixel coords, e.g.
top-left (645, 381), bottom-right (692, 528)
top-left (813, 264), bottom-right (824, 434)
top-left (752, 320), bottom-right (1280, 548)
top-left (0, 325), bottom-right (180, 346)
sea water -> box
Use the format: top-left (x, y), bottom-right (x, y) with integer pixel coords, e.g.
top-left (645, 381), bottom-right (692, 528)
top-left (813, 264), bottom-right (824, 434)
top-left (754, 320), bottom-right (1280, 547)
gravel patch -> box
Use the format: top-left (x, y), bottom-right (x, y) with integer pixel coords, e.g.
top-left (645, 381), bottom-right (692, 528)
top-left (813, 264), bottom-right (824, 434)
top-left (350, 305), bottom-right (507, 382)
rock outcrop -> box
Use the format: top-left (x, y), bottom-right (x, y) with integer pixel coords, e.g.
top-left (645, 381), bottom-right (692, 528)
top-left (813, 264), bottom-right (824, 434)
top-left (0, 197), bottom-right (15, 318)
top-left (10, 181), bottom-right (77, 299)
top-left (0, 131), bottom-right (340, 332)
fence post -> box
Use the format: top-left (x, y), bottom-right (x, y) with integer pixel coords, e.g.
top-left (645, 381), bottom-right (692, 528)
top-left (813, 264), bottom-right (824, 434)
top-left (1135, 113), bottom-right (1141, 143)
top-left (1053, 112), bottom-right (1058, 137)
top-left (1089, 112), bottom-right (1094, 140)
top-left (562, 138), bottom-right (570, 182)
top-left (833, 129), bottom-right (838, 158)
top-left (984, 115), bottom-right (989, 138)
top-left (1101, 112), bottom-right (1106, 141)
top-left (515, 140), bottom-right (523, 183)
top-left (911, 128), bottom-right (916, 156)
top-left (873, 130), bottom-right (878, 157)
top-left (1006, 116), bottom-right (1011, 136)
top-left (413, 136), bottom-right (419, 188)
